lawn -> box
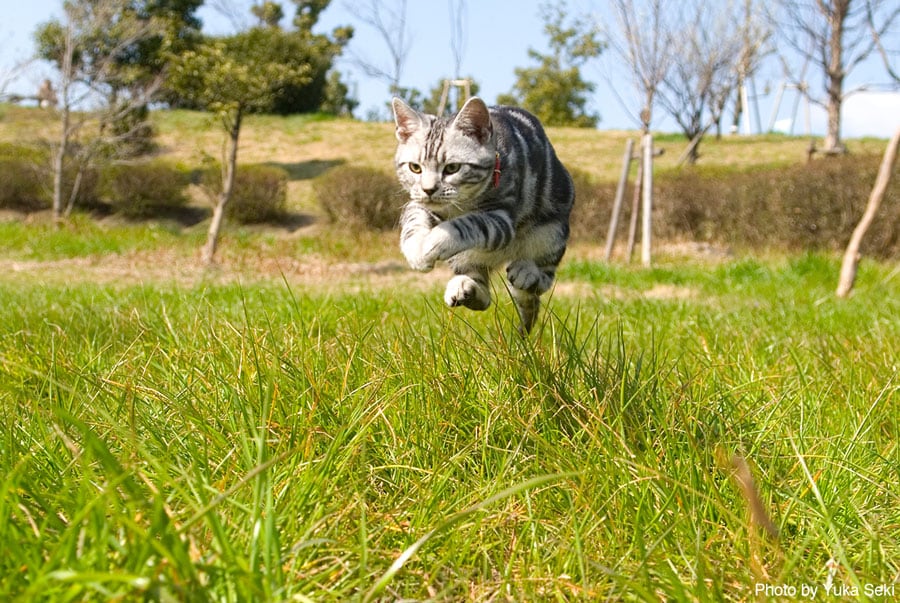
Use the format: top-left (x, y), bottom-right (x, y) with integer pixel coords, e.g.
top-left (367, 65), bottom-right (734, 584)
top-left (1, 222), bottom-right (897, 600)
top-left (1, 105), bottom-right (897, 600)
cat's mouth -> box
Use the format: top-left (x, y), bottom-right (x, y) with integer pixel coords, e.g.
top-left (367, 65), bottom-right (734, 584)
top-left (415, 195), bottom-right (464, 219)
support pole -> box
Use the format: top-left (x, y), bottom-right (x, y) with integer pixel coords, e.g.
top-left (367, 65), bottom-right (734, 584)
top-left (641, 133), bottom-right (654, 267)
top-left (604, 138), bottom-right (634, 261)
top-left (836, 127), bottom-right (900, 298)
top-left (626, 159), bottom-right (642, 263)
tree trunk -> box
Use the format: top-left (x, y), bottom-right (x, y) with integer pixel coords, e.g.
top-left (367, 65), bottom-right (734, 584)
top-left (52, 112), bottom-right (68, 224)
top-left (202, 109), bottom-right (242, 265)
top-left (823, 0), bottom-right (849, 153)
top-left (836, 127), bottom-right (900, 297)
top-left (51, 23), bottom-right (75, 226)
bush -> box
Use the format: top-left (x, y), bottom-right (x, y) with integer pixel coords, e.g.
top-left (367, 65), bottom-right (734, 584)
top-left (314, 165), bottom-right (402, 230)
top-left (0, 156), bottom-right (47, 210)
top-left (202, 164), bottom-right (288, 224)
top-left (567, 169), bottom-right (617, 241)
top-left (0, 143), bottom-right (100, 212)
top-left (103, 161), bottom-right (191, 218)
top-left (652, 155), bottom-right (900, 257)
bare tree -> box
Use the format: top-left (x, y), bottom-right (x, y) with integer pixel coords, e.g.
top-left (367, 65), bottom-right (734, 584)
top-left (37, 0), bottom-right (164, 222)
top-left (778, 0), bottom-right (900, 153)
top-left (864, 0), bottom-right (900, 82)
top-left (730, 0), bottom-right (772, 136)
top-left (657, 1), bottom-right (745, 163)
top-left (608, 0), bottom-right (678, 133)
top-left (448, 0), bottom-right (467, 78)
top-left (345, 0), bottom-right (411, 96)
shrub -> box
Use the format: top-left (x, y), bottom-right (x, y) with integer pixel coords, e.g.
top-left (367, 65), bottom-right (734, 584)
top-left (652, 155), bottom-right (900, 257)
top-left (0, 143), bottom-right (100, 212)
top-left (202, 164), bottom-right (289, 224)
top-left (103, 160), bottom-right (191, 218)
top-left (0, 156), bottom-right (47, 210)
top-left (567, 168), bottom-right (617, 241)
top-left (313, 165), bottom-right (402, 230)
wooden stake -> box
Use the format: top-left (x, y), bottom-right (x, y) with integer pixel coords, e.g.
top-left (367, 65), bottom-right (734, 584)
top-left (836, 127), bottom-right (900, 298)
top-left (641, 133), bottom-right (654, 267)
top-left (604, 138), bottom-right (634, 261)
top-left (626, 159), bottom-right (642, 263)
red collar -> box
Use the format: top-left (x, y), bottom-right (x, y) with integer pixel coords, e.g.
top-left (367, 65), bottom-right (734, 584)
top-left (492, 152), bottom-right (501, 188)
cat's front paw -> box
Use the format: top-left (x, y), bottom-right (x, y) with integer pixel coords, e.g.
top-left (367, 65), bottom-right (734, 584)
top-left (402, 235), bottom-right (437, 272)
top-left (405, 249), bottom-right (435, 272)
top-left (444, 275), bottom-right (491, 310)
top-left (409, 227), bottom-right (454, 271)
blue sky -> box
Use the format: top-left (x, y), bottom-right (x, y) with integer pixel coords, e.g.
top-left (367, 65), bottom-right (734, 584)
top-left (2, 0), bottom-right (898, 138)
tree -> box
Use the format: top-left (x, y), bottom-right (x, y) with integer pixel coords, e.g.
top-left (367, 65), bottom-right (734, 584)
top-left (448, 0), bottom-right (467, 79)
top-left (37, 0), bottom-right (203, 152)
top-left (35, 0), bottom-right (166, 222)
top-left (165, 1), bottom-right (354, 116)
top-left (168, 38), bottom-right (310, 264)
top-left (778, 0), bottom-right (900, 153)
top-left (252, 1), bottom-right (285, 27)
top-left (608, 0), bottom-right (678, 133)
top-left (657, 1), bottom-right (745, 163)
top-left (345, 0), bottom-right (412, 103)
top-left (498, 1), bottom-right (604, 127)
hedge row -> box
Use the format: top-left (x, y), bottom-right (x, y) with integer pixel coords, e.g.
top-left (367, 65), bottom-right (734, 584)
top-left (4, 141), bottom-right (896, 257)
top-left (571, 154), bottom-right (899, 258)
top-left (0, 143), bottom-right (288, 224)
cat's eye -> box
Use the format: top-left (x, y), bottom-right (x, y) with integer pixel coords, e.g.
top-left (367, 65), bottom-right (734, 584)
top-left (408, 162), bottom-right (422, 174)
top-left (443, 163), bottom-right (461, 175)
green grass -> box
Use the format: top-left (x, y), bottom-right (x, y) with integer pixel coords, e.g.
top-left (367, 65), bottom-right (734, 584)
top-left (1, 231), bottom-right (897, 600)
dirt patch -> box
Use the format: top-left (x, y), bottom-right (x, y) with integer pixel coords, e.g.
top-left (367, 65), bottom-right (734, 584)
top-left (0, 249), bottom-right (451, 292)
top-left (1, 250), bottom-right (699, 303)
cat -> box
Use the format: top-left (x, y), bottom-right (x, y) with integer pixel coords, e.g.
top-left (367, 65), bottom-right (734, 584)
top-left (391, 96), bottom-right (574, 334)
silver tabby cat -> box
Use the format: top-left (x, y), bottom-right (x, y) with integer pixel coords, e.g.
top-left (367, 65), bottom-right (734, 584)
top-left (391, 96), bottom-right (574, 334)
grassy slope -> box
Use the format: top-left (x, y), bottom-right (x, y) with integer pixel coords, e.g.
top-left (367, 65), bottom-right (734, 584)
top-left (3, 103), bottom-right (890, 215)
top-left (1, 105), bottom-right (898, 600)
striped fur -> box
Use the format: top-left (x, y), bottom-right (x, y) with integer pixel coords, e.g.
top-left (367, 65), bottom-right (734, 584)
top-left (392, 96), bottom-right (574, 334)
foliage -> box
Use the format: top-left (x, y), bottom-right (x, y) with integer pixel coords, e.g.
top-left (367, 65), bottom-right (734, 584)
top-left (0, 144), bottom-right (48, 210)
top-left (314, 165), bottom-right (402, 230)
top-left (653, 155), bottom-right (900, 256)
top-left (201, 164), bottom-right (289, 224)
top-left (103, 160), bottom-right (191, 218)
top-left (163, 0), bottom-right (354, 116)
top-left (35, 0), bottom-right (202, 144)
top-left (0, 247), bottom-right (898, 600)
top-left (567, 168), bottom-right (618, 240)
top-left (168, 37), bottom-right (311, 121)
top-left (497, 1), bottom-right (605, 127)
top-left (0, 142), bottom-right (100, 212)
top-left (34, 0), bottom-right (204, 90)
top-left (576, 154), bottom-right (900, 257)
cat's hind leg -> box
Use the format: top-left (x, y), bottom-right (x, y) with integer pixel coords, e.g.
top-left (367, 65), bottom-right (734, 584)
top-left (510, 288), bottom-right (541, 336)
top-left (444, 266), bottom-right (491, 311)
top-left (506, 247), bottom-right (565, 334)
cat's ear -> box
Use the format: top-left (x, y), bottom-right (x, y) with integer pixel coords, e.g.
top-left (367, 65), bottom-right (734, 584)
top-left (452, 97), bottom-right (492, 144)
top-left (392, 97), bottom-right (424, 143)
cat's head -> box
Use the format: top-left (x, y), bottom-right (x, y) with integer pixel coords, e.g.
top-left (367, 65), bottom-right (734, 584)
top-left (392, 96), bottom-right (496, 215)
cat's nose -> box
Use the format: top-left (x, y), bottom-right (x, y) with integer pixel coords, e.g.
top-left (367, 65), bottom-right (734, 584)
top-left (421, 183), bottom-right (439, 197)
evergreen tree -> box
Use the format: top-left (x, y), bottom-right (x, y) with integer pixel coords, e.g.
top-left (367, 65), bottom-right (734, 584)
top-left (168, 39), bottom-right (310, 263)
top-left (497, 2), bottom-right (604, 127)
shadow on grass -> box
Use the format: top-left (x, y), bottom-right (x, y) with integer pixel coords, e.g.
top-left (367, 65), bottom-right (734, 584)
top-left (267, 159), bottom-right (345, 181)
